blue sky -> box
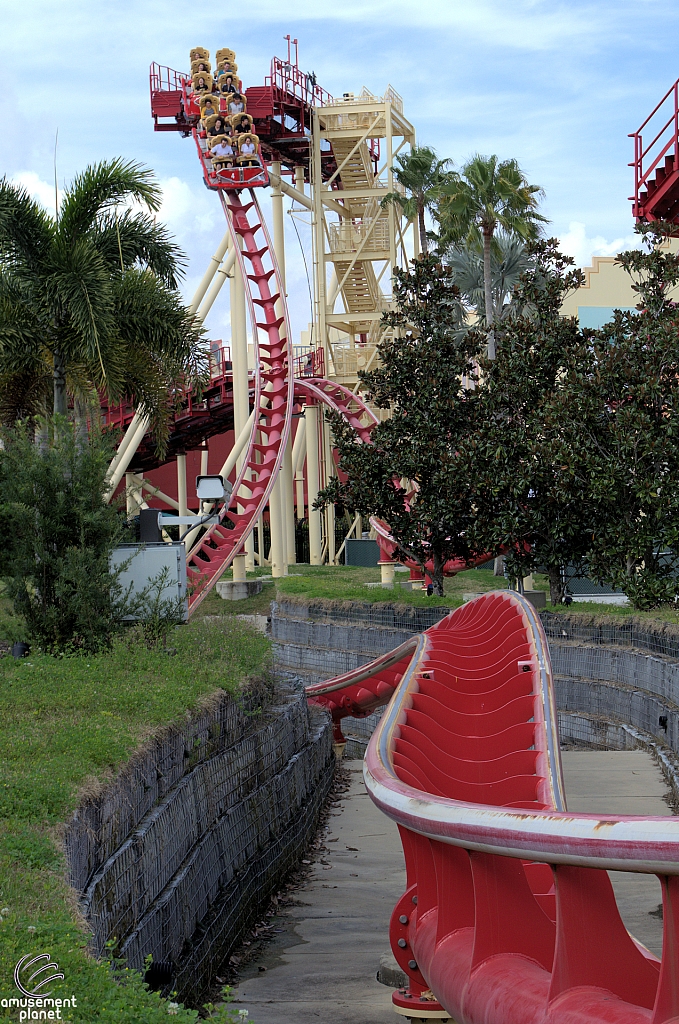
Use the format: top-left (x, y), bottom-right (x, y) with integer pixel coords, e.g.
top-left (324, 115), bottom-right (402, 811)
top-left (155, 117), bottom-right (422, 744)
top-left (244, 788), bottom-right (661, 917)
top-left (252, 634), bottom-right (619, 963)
top-left (3, 0), bottom-right (678, 342)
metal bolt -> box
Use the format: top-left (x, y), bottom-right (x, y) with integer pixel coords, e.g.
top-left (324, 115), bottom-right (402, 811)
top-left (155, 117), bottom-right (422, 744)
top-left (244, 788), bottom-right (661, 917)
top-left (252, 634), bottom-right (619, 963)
top-left (399, 914), bottom-right (408, 925)
top-left (412, 895), bottom-right (418, 904)
top-left (408, 959), bottom-right (418, 970)
top-left (398, 938), bottom-right (407, 948)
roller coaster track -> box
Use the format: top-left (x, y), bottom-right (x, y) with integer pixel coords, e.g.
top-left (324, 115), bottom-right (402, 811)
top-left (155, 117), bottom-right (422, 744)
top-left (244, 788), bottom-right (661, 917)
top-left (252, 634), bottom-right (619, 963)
top-left (185, 188), bottom-right (292, 613)
top-left (307, 591), bottom-right (679, 1024)
top-left (183, 188), bottom-right (379, 613)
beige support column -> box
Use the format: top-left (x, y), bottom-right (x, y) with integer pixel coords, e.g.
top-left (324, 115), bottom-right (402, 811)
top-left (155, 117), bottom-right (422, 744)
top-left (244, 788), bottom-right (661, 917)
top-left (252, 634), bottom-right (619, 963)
top-left (271, 161), bottom-right (287, 296)
top-left (283, 443), bottom-right (296, 563)
top-left (326, 503), bottom-right (335, 565)
top-left (269, 479), bottom-right (286, 577)
top-left (257, 517), bottom-right (266, 566)
top-left (196, 247), bottom-right (237, 322)
top-left (176, 453), bottom-right (188, 516)
top-left (295, 467), bottom-right (305, 520)
top-left (306, 405), bottom-right (322, 565)
top-left (229, 233), bottom-right (255, 570)
top-left (105, 414), bottom-right (150, 501)
top-left (125, 472), bottom-right (143, 517)
top-left (294, 164), bottom-right (305, 195)
top-left (232, 554), bottom-right (247, 583)
top-left (322, 412), bottom-right (336, 564)
top-left (379, 560), bottom-right (396, 587)
top-left (293, 416), bottom-right (307, 520)
top-left (189, 229), bottom-right (231, 315)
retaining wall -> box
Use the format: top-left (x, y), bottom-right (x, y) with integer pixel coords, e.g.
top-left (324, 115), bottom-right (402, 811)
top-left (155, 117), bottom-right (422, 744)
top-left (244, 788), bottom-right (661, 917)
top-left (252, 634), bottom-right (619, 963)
top-left (64, 680), bottom-right (334, 1006)
top-left (271, 599), bottom-right (679, 794)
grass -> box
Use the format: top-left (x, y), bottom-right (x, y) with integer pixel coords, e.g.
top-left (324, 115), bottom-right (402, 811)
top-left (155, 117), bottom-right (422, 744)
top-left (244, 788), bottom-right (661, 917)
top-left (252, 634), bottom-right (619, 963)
top-left (197, 561), bottom-right (679, 632)
top-left (0, 614), bottom-right (271, 1022)
top-left (199, 562), bottom-right (510, 613)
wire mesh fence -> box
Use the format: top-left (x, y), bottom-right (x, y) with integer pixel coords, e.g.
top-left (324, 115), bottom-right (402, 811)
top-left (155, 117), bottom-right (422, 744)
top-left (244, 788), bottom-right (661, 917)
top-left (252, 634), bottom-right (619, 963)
top-left (66, 683), bottom-right (334, 1007)
top-left (542, 612), bottom-right (679, 659)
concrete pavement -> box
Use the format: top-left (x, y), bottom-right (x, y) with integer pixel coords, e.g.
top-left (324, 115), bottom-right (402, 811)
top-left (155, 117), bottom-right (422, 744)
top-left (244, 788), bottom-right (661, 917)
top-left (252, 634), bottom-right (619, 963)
top-left (233, 751), bottom-right (672, 1022)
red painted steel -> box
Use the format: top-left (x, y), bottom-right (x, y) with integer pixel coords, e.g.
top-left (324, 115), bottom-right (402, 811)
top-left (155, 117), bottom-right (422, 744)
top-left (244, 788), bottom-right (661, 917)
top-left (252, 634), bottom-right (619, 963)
top-left (185, 188), bottom-right (291, 612)
top-left (308, 591), bottom-right (679, 1023)
top-left (630, 77), bottom-right (679, 223)
top-left (372, 514), bottom-right (497, 581)
top-left (148, 53), bottom-right (337, 178)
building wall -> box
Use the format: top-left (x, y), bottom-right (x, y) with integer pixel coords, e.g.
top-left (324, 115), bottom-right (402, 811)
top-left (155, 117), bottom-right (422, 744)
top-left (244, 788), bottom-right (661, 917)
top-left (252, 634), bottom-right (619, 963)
top-left (560, 240), bottom-right (679, 327)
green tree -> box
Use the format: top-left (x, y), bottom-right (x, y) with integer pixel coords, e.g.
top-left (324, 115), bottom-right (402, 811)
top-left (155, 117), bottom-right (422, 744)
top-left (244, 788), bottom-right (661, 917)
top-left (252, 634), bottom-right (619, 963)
top-left (562, 224), bottom-right (679, 608)
top-left (445, 230), bottom-right (532, 325)
top-left (317, 254), bottom-right (484, 596)
top-left (0, 160), bottom-right (207, 449)
top-left (439, 155), bottom-right (547, 356)
top-left (380, 145), bottom-right (453, 255)
top-left (463, 240), bottom-right (591, 604)
top-left (0, 418), bottom-right (126, 652)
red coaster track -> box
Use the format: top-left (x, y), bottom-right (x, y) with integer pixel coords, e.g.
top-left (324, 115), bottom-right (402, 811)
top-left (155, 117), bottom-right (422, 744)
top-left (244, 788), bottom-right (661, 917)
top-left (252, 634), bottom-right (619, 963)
top-left (308, 591), bottom-right (679, 1024)
top-left (144, 55), bottom-right (380, 614)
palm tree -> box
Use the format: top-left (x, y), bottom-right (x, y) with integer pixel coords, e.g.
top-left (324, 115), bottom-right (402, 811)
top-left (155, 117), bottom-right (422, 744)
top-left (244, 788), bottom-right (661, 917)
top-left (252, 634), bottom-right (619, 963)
top-left (381, 145), bottom-right (453, 255)
top-left (439, 155), bottom-right (547, 357)
top-left (0, 160), bottom-right (207, 447)
top-left (445, 231), bottom-right (532, 324)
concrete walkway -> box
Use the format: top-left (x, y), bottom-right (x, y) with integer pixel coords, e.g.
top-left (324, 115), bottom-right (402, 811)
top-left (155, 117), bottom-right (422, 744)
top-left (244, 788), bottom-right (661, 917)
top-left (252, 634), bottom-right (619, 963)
top-left (234, 751), bottom-right (671, 1021)
top-left (561, 749), bottom-right (670, 955)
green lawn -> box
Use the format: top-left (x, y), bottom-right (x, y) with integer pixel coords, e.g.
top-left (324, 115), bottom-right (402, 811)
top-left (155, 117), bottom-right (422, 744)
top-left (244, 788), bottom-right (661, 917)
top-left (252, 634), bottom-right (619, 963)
top-left (198, 561), bottom-right (510, 614)
top-left (0, 616), bottom-right (270, 1022)
top-left (199, 562), bottom-right (679, 628)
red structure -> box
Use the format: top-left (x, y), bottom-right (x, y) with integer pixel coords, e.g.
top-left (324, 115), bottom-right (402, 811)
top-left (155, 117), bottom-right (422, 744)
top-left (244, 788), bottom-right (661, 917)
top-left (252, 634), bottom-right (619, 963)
top-left (308, 592), bottom-right (679, 1023)
top-left (150, 49), bottom-right (338, 184)
top-left (630, 77), bottom-right (679, 223)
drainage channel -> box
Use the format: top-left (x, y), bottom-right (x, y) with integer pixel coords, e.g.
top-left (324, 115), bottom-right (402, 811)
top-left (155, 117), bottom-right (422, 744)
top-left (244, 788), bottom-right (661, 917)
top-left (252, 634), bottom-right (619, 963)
top-left (230, 761), bottom-right (405, 1024)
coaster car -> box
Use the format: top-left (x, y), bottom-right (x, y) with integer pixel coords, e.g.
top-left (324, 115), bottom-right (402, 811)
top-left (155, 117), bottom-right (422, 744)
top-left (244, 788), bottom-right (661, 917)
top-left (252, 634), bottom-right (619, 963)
top-left (215, 47), bottom-right (236, 65)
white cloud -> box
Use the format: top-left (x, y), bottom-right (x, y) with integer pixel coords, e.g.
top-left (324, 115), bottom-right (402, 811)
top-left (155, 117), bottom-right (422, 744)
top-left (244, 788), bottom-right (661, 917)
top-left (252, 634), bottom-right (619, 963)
top-left (158, 177), bottom-right (218, 237)
top-left (557, 221), bottom-right (640, 268)
top-left (11, 171), bottom-right (63, 217)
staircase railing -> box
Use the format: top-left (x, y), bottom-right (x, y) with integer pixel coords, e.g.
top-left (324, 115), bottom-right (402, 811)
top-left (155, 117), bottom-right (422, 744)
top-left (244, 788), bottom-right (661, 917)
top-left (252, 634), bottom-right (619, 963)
top-left (629, 77), bottom-right (679, 217)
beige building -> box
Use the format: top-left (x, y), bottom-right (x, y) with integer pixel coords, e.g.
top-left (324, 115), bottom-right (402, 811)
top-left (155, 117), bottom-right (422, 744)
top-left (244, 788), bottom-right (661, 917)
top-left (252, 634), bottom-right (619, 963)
top-left (560, 256), bottom-right (637, 328)
top-left (561, 240), bottom-right (679, 326)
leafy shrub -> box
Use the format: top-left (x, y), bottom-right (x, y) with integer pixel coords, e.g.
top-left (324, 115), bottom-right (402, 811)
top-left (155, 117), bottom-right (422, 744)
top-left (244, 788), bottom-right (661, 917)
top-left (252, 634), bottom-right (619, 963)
top-left (0, 417), bottom-right (125, 653)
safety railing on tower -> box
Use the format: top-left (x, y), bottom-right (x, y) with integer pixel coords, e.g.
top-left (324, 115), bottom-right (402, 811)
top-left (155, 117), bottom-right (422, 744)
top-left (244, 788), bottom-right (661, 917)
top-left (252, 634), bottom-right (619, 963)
top-left (266, 56), bottom-right (333, 107)
top-left (629, 76), bottom-right (679, 218)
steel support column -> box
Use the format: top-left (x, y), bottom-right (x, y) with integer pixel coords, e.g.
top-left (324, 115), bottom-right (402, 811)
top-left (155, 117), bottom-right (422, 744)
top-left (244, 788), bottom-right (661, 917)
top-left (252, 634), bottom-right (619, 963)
top-left (306, 404), bottom-right (322, 565)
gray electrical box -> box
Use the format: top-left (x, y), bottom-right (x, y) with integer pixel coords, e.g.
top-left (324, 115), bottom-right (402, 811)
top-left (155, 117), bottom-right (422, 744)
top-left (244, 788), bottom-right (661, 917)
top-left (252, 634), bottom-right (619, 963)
top-left (110, 542), bottom-right (188, 622)
top-left (344, 538), bottom-right (380, 567)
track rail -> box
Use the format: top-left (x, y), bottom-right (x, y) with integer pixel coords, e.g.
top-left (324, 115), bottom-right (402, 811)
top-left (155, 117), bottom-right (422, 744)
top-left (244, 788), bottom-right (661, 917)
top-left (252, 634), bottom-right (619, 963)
top-left (309, 591), bottom-right (679, 1023)
top-left (186, 189), bottom-right (292, 613)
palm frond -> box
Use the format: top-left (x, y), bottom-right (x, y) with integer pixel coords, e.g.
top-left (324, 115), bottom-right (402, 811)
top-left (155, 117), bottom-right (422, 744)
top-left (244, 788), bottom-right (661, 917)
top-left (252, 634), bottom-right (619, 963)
top-left (0, 272), bottom-right (51, 366)
top-left (92, 209), bottom-right (187, 286)
top-left (58, 159), bottom-right (162, 244)
top-left (0, 367), bottom-right (52, 425)
top-left (0, 178), bottom-right (54, 272)
top-left (47, 237), bottom-right (116, 378)
top-left (110, 270), bottom-right (208, 455)
top-left (446, 232), bottom-right (532, 321)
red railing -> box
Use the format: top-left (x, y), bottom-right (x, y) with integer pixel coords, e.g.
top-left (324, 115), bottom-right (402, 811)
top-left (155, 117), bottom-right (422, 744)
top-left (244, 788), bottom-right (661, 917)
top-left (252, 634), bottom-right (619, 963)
top-left (266, 56), bottom-right (333, 108)
top-left (629, 76), bottom-right (679, 214)
top-left (293, 348), bottom-right (324, 378)
top-left (150, 62), bottom-right (185, 97)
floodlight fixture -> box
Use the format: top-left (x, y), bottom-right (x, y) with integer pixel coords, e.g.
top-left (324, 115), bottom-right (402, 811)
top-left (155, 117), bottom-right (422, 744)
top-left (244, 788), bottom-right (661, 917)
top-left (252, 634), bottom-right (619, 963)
top-left (196, 475), bottom-right (230, 502)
